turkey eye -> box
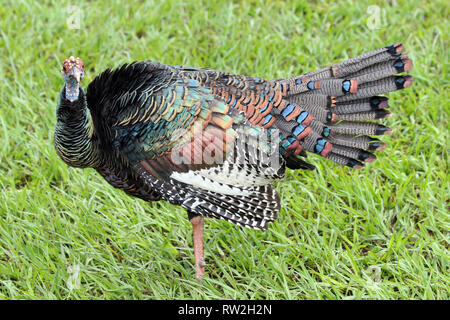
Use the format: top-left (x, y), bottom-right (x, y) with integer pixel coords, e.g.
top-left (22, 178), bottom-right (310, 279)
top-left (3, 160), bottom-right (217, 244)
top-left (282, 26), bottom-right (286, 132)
top-left (62, 60), bottom-right (70, 72)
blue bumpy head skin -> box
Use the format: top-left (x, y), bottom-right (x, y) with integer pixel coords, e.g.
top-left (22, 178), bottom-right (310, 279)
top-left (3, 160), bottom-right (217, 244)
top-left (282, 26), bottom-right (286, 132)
top-left (65, 78), bottom-right (79, 101)
top-left (62, 56), bottom-right (84, 102)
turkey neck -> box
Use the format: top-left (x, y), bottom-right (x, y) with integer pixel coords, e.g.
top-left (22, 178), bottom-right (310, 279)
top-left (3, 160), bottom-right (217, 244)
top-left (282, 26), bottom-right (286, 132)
top-left (54, 85), bottom-right (101, 168)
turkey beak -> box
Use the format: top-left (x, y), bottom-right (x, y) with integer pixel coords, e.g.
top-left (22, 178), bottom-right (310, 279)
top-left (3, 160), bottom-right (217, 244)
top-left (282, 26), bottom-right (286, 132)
top-left (73, 70), bottom-right (81, 83)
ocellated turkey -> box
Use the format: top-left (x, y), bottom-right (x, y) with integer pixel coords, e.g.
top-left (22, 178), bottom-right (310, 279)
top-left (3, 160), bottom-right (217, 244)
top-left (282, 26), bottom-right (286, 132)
top-left (54, 43), bottom-right (413, 279)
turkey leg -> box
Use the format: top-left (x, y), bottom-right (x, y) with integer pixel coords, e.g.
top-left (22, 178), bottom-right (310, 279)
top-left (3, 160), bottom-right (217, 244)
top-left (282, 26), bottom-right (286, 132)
top-left (190, 215), bottom-right (205, 280)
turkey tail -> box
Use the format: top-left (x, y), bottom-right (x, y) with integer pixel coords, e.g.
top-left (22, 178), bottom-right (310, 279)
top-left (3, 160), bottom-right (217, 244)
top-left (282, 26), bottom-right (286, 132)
top-left (275, 43), bottom-right (413, 168)
top-left (177, 43), bottom-right (413, 169)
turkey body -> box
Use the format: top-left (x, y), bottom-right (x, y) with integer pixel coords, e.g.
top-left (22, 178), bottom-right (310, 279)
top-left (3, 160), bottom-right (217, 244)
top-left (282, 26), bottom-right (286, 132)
top-left (54, 44), bottom-right (413, 230)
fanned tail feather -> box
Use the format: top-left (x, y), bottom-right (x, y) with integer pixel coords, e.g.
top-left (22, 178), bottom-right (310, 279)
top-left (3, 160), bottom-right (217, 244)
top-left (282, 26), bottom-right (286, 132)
top-left (274, 43), bottom-right (413, 168)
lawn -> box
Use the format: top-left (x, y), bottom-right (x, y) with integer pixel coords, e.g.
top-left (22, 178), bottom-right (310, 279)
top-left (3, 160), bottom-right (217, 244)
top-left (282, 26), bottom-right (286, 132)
top-left (0, 0), bottom-right (448, 299)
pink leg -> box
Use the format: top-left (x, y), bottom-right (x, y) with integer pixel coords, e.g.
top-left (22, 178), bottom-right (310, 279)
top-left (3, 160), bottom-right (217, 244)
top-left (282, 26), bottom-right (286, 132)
top-left (190, 216), bottom-right (205, 280)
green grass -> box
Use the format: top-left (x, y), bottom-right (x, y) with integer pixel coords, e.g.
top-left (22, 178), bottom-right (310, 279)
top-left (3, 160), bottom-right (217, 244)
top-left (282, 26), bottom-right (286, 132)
top-left (0, 0), bottom-right (448, 299)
